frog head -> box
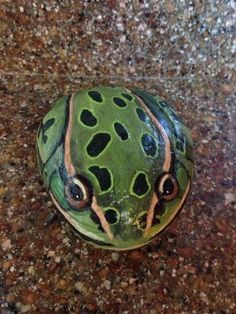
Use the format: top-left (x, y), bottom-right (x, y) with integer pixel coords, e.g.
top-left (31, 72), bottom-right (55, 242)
top-left (37, 86), bottom-right (194, 250)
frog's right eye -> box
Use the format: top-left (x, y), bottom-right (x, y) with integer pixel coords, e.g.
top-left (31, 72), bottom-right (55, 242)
top-left (65, 176), bottom-right (92, 209)
top-left (155, 173), bottom-right (179, 201)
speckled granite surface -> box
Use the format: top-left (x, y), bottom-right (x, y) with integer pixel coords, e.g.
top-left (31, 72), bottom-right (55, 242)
top-left (0, 1), bottom-right (235, 313)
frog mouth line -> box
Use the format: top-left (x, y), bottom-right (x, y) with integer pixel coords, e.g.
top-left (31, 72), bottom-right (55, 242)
top-left (91, 196), bottom-right (114, 240)
top-left (49, 191), bottom-right (114, 243)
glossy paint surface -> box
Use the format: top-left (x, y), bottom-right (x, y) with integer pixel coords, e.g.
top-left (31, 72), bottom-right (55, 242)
top-left (37, 86), bottom-right (194, 249)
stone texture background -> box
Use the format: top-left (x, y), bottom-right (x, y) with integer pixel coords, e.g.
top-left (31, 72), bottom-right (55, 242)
top-left (0, 1), bottom-right (235, 313)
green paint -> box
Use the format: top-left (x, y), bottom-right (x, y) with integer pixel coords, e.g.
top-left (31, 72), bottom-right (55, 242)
top-left (36, 86), bottom-right (194, 250)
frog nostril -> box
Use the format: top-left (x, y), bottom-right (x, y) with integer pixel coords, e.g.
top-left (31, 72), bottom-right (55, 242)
top-left (104, 208), bottom-right (120, 225)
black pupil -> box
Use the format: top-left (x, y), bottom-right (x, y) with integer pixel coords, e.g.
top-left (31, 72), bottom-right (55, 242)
top-left (162, 178), bottom-right (174, 195)
top-left (69, 183), bottom-right (83, 201)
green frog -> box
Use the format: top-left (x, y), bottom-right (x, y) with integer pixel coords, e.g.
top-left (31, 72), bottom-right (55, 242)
top-left (36, 86), bottom-right (194, 250)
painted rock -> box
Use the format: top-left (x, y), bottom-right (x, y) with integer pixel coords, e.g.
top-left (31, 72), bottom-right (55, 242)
top-left (36, 86), bottom-right (194, 250)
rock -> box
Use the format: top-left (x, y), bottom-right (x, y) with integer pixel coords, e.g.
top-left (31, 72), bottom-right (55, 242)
top-left (121, 281), bottom-right (128, 288)
top-left (46, 250), bottom-right (55, 258)
top-left (0, 186), bottom-right (7, 197)
top-left (98, 268), bottom-right (108, 279)
top-left (21, 289), bottom-right (38, 304)
top-left (75, 281), bottom-right (84, 292)
top-left (1, 238), bottom-right (12, 251)
top-left (82, 294), bottom-right (97, 311)
top-left (56, 279), bottom-right (67, 289)
top-left (20, 304), bottom-right (32, 313)
top-left (126, 285), bottom-right (136, 296)
top-left (103, 280), bottom-right (111, 290)
top-left (3, 260), bottom-right (14, 270)
top-left (129, 277), bottom-right (136, 284)
top-left (224, 192), bottom-right (236, 205)
top-left (128, 250), bottom-right (145, 260)
top-left (111, 252), bottom-right (119, 262)
top-left (86, 303), bottom-right (97, 311)
top-left (178, 247), bottom-right (195, 258)
top-left (27, 266), bottom-right (35, 276)
top-left (55, 256), bottom-right (61, 263)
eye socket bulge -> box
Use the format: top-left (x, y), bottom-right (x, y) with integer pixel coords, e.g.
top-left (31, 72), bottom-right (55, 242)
top-left (65, 176), bottom-right (92, 209)
top-left (68, 182), bottom-right (83, 201)
top-left (156, 173), bottom-right (179, 201)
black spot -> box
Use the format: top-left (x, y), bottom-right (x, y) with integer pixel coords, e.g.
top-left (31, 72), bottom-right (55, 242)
top-left (90, 211), bottom-right (100, 224)
top-left (90, 211), bottom-right (105, 233)
top-left (176, 140), bottom-right (184, 152)
top-left (141, 134), bottom-right (157, 157)
top-left (138, 213), bottom-right (147, 229)
top-left (89, 166), bottom-right (111, 191)
top-left (152, 216), bottom-right (161, 225)
top-left (136, 108), bottom-right (148, 122)
top-left (113, 97), bottom-right (127, 108)
top-left (154, 200), bottom-right (165, 216)
top-left (122, 93), bottom-right (133, 101)
top-left (105, 209), bottom-right (118, 224)
top-left (98, 225), bottom-right (105, 233)
top-left (41, 118), bottom-right (55, 144)
top-left (133, 173), bottom-right (149, 196)
top-left (80, 109), bottom-right (97, 127)
top-left (42, 135), bottom-right (48, 144)
top-left (88, 91), bottom-right (103, 103)
top-left (43, 118), bottom-right (55, 131)
top-left (87, 133), bottom-right (111, 157)
top-left (114, 122), bottom-right (128, 141)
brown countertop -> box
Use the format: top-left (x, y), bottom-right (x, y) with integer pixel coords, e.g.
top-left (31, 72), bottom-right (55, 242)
top-left (0, 1), bottom-right (235, 313)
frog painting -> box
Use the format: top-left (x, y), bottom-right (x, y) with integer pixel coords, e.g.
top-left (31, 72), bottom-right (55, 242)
top-left (36, 86), bottom-right (194, 250)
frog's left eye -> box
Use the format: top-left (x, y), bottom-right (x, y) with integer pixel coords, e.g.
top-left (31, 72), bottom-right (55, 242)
top-left (65, 176), bottom-right (92, 209)
top-left (156, 173), bottom-right (179, 201)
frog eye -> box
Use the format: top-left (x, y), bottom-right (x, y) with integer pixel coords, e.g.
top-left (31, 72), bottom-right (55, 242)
top-left (156, 173), bottom-right (179, 201)
top-left (65, 176), bottom-right (92, 209)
